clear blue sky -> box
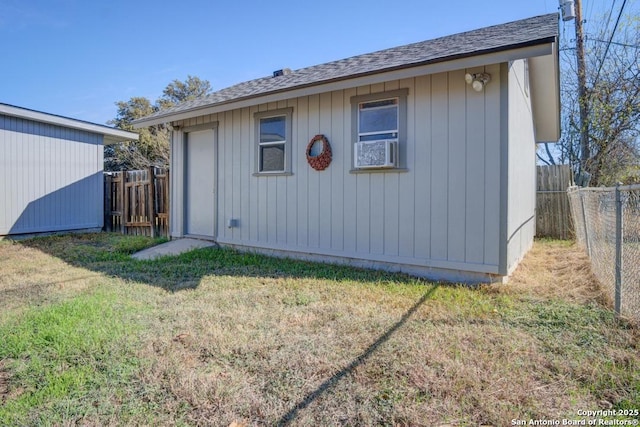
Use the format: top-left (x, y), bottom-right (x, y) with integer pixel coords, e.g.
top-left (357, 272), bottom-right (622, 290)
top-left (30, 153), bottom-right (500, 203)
top-left (0, 0), bottom-right (624, 125)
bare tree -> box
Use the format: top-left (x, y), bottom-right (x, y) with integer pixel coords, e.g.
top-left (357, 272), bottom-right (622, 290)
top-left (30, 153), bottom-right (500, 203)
top-left (539, 12), bottom-right (640, 185)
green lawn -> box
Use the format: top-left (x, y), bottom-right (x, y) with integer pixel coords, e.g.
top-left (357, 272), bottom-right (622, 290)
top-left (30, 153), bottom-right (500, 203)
top-left (0, 233), bottom-right (638, 426)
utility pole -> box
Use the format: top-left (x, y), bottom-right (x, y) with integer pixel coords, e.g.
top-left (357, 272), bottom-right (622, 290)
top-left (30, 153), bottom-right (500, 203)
top-left (574, 0), bottom-right (590, 171)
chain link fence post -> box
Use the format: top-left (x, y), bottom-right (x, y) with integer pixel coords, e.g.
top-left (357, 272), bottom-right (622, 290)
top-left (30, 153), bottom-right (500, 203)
top-left (615, 183), bottom-right (623, 316)
top-left (567, 183), bottom-right (640, 323)
top-left (579, 190), bottom-right (591, 257)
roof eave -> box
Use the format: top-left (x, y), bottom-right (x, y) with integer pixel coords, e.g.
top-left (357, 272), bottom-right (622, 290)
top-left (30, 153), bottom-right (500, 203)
top-left (530, 39), bottom-right (561, 143)
top-left (0, 103), bottom-right (139, 143)
top-left (133, 37), bottom-right (558, 128)
top-left (103, 132), bottom-right (140, 145)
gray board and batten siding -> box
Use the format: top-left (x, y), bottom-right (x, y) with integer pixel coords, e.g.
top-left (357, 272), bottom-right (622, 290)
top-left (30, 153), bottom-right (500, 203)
top-left (134, 14), bottom-right (561, 283)
top-left (0, 103), bottom-right (138, 237)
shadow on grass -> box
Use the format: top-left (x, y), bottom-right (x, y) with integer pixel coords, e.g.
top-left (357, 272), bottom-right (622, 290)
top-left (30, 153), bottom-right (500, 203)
top-left (278, 285), bottom-right (439, 425)
top-left (17, 232), bottom-right (429, 292)
top-left (15, 234), bottom-right (451, 424)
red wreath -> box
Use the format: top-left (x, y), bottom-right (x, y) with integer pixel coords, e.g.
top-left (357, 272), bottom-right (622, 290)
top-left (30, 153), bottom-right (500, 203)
top-left (306, 134), bottom-right (332, 171)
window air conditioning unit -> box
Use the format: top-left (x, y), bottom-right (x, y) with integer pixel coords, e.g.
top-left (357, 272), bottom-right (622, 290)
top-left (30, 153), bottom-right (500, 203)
top-left (354, 140), bottom-right (397, 168)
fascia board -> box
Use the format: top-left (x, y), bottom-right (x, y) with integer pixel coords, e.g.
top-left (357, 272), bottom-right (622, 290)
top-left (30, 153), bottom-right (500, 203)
top-left (134, 43), bottom-right (554, 128)
top-left (0, 103), bottom-right (139, 143)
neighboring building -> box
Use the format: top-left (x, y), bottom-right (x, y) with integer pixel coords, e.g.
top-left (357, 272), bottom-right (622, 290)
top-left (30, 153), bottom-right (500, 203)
top-left (133, 14), bottom-right (560, 283)
top-left (0, 103), bottom-right (138, 237)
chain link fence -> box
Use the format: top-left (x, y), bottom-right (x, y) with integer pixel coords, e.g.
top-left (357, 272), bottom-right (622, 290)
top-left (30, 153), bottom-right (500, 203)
top-left (567, 184), bottom-right (640, 323)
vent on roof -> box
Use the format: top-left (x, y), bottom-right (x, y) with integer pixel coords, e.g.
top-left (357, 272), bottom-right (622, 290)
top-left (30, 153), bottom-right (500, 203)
top-left (273, 68), bottom-right (292, 77)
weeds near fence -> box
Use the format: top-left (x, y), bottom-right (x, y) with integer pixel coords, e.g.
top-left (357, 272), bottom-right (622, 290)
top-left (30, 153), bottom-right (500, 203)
top-left (568, 184), bottom-right (640, 323)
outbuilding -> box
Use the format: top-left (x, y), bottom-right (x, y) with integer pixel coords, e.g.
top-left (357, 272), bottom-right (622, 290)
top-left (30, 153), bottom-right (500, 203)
top-left (0, 103), bottom-right (138, 237)
top-left (134, 14), bottom-right (560, 283)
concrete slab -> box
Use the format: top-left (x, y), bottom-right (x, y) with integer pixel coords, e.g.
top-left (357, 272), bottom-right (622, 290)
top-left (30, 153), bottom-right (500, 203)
top-left (131, 238), bottom-right (217, 260)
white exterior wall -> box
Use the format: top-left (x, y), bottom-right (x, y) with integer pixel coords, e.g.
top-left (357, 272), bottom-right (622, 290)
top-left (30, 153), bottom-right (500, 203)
top-left (0, 114), bottom-right (104, 236)
top-left (170, 130), bottom-right (185, 238)
top-left (505, 59), bottom-right (537, 273)
top-left (172, 66), bottom-right (506, 279)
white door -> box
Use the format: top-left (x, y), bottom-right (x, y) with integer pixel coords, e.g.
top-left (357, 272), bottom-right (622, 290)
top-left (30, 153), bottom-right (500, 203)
top-left (185, 129), bottom-right (216, 238)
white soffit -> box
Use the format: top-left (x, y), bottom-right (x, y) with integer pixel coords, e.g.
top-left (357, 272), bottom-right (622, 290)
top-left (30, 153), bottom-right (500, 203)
top-left (529, 43), bottom-right (561, 142)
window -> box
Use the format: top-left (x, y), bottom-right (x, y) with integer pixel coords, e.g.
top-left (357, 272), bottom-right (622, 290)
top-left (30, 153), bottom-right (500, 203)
top-left (358, 98), bottom-right (399, 142)
top-left (254, 108), bottom-right (293, 175)
top-left (259, 116), bottom-right (285, 172)
top-left (350, 89), bottom-right (408, 171)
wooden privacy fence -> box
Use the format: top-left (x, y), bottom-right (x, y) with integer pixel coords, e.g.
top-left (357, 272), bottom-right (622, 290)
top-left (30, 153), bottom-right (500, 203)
top-left (104, 168), bottom-right (169, 237)
top-left (536, 164), bottom-right (574, 239)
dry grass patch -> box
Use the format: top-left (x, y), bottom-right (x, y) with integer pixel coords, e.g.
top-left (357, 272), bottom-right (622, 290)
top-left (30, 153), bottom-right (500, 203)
top-left (0, 240), bottom-right (103, 322)
top-left (503, 239), bottom-right (609, 305)
top-left (0, 234), bottom-right (638, 426)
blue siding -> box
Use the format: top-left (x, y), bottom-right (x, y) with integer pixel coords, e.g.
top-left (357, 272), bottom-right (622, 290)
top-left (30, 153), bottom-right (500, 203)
top-left (0, 114), bottom-right (104, 236)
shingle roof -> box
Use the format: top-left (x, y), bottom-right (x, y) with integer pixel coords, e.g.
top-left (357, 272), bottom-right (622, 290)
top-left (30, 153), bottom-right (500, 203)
top-left (136, 13), bottom-right (558, 124)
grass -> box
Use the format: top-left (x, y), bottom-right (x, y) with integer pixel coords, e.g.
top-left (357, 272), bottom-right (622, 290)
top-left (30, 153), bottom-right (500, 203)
top-left (0, 289), bottom-right (150, 425)
top-left (0, 234), bottom-right (638, 426)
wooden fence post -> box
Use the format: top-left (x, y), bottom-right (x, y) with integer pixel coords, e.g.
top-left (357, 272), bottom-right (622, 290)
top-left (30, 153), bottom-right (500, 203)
top-left (104, 174), bottom-right (112, 232)
top-left (121, 171), bottom-right (128, 235)
top-left (148, 166), bottom-right (156, 238)
top-left (166, 169), bottom-right (170, 238)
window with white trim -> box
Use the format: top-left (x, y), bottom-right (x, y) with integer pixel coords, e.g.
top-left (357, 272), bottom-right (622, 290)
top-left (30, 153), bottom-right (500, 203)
top-left (254, 108), bottom-right (293, 175)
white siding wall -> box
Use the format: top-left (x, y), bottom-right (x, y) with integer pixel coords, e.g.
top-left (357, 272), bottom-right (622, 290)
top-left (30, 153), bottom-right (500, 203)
top-left (506, 59), bottom-right (537, 273)
top-left (0, 114), bottom-right (104, 235)
top-left (173, 67), bottom-right (504, 277)
top-left (170, 130), bottom-right (185, 238)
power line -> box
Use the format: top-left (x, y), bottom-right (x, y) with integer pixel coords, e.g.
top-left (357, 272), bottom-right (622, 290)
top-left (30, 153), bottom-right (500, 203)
top-left (602, 0), bottom-right (617, 36)
top-left (593, 0), bottom-right (629, 86)
top-left (592, 0), bottom-right (618, 67)
top-left (585, 0), bottom-right (597, 29)
top-left (561, 37), bottom-right (640, 50)
top-left (589, 38), bottom-right (639, 49)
